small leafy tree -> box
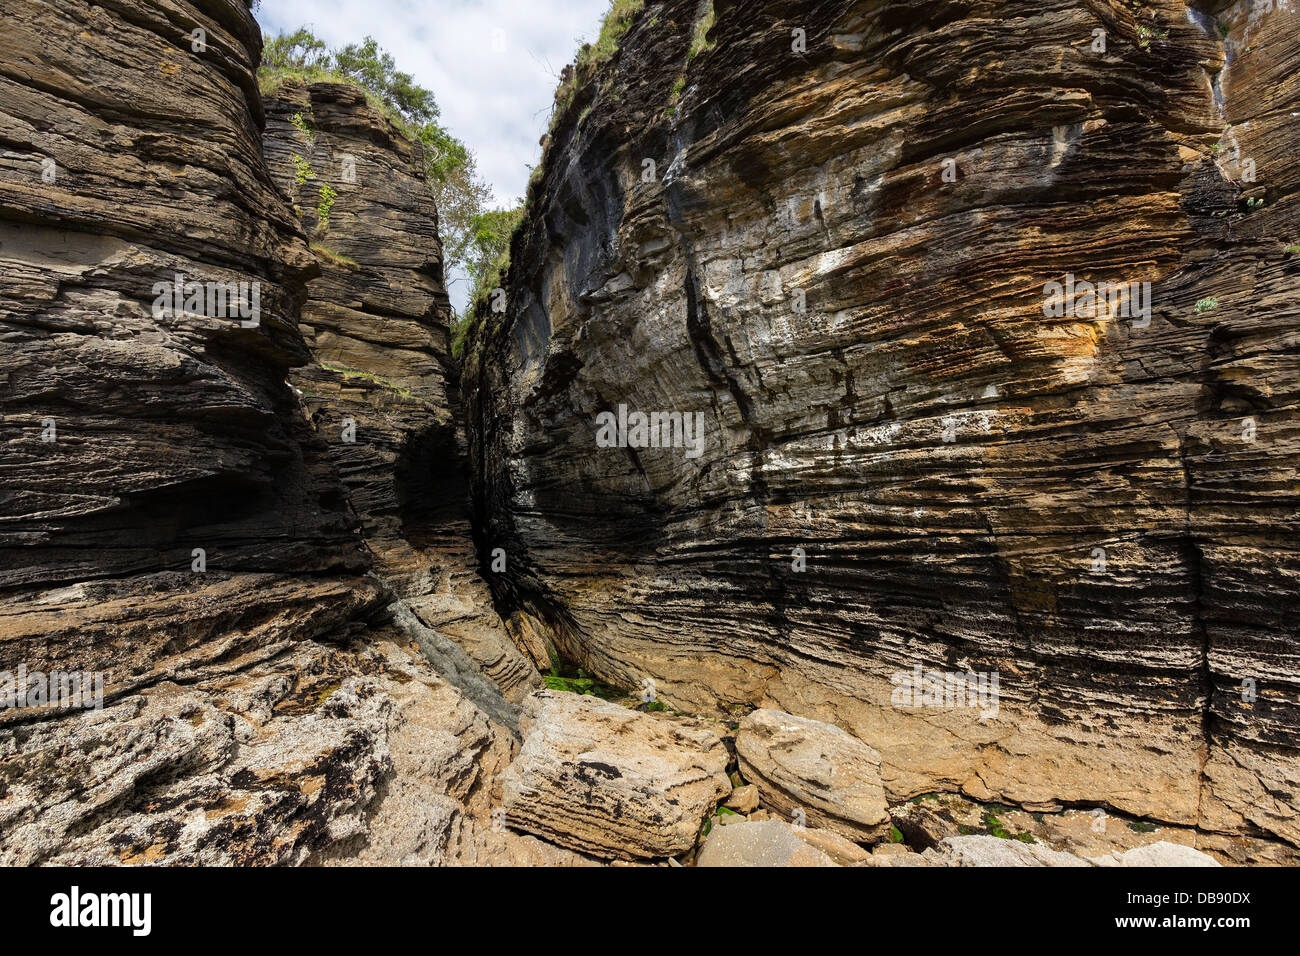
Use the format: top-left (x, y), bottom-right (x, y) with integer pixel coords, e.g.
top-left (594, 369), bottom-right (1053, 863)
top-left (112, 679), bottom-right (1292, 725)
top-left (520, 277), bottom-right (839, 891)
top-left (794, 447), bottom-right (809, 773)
top-left (260, 28), bottom-right (494, 317)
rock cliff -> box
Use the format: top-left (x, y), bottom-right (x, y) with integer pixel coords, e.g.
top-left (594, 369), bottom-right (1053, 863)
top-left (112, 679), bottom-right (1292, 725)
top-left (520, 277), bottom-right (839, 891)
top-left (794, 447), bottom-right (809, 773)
top-left (0, 0), bottom-right (531, 865)
top-left (465, 0), bottom-right (1300, 851)
top-left (260, 78), bottom-right (540, 702)
top-left (2, 0), bottom-right (1295, 868)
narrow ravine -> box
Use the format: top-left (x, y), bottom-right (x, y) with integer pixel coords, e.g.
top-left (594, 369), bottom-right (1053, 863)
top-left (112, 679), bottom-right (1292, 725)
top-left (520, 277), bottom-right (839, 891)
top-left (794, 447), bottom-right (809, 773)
top-left (0, 0), bottom-right (1295, 870)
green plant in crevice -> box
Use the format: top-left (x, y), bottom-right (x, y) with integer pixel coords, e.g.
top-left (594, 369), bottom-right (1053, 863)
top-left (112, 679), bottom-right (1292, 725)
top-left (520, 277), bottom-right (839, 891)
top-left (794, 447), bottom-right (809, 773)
top-left (688, 1), bottom-right (716, 60)
top-left (291, 153), bottom-right (314, 187)
top-left (1136, 24), bottom-right (1168, 49)
top-left (290, 110), bottom-right (315, 142)
top-left (309, 243), bottom-right (358, 269)
top-left (984, 810), bottom-right (1012, 839)
top-left (316, 182), bottom-right (337, 231)
top-left (319, 361), bottom-right (412, 397)
top-left (1195, 296), bottom-right (1219, 313)
top-left (1284, 245), bottom-right (1300, 254)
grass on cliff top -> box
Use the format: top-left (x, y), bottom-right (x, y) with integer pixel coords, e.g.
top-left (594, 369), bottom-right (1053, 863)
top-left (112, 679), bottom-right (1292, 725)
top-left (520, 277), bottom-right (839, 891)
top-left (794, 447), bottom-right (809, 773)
top-left (549, 0), bottom-right (644, 132)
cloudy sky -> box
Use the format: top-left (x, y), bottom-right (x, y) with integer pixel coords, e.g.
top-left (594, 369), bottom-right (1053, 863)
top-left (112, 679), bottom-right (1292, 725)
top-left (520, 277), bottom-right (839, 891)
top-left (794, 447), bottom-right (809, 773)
top-left (255, 0), bottom-right (611, 308)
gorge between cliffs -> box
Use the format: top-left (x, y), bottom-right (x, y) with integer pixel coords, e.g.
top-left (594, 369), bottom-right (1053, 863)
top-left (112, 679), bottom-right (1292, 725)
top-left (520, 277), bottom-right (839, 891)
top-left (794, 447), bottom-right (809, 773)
top-left (1, 0), bottom-right (1298, 875)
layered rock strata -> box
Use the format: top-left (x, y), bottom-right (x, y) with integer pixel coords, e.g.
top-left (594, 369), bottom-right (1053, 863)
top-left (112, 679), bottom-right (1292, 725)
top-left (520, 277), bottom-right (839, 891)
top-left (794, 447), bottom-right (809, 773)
top-left (0, 0), bottom-right (525, 866)
top-left (466, 0), bottom-right (1300, 849)
top-left (261, 78), bottom-right (540, 703)
top-left (500, 689), bottom-right (732, 860)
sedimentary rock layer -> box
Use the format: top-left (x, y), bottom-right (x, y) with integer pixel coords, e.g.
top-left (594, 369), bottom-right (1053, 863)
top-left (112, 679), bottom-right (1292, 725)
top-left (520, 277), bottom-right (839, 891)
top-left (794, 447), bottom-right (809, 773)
top-left (500, 689), bottom-right (731, 860)
top-left (261, 78), bottom-right (540, 701)
top-left (0, 1), bottom-right (522, 866)
top-left (466, 0), bottom-right (1300, 846)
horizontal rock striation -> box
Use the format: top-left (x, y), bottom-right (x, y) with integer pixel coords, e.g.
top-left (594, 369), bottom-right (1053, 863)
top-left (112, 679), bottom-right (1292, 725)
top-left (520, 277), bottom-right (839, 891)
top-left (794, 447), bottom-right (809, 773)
top-left (466, 0), bottom-right (1300, 848)
top-left (261, 78), bottom-right (540, 703)
top-left (0, 1), bottom-right (523, 866)
top-left (500, 689), bottom-right (731, 860)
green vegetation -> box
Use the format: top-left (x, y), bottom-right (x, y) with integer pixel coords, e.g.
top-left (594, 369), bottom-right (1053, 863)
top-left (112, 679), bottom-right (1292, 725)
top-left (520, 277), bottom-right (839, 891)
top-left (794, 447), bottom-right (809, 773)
top-left (542, 663), bottom-right (622, 700)
top-left (688, 2), bottom-right (716, 60)
top-left (451, 203), bottom-right (524, 361)
top-left (1195, 296), bottom-right (1219, 313)
top-left (1285, 245), bottom-right (1300, 254)
top-left (291, 153), bottom-right (314, 186)
top-left (290, 110), bottom-right (315, 142)
top-left (1246, 196), bottom-right (1265, 210)
top-left (1136, 24), bottom-right (1168, 49)
top-left (260, 27), bottom-right (503, 321)
top-left (888, 826), bottom-right (904, 844)
top-left (319, 362), bottom-right (412, 397)
top-left (1127, 820), bottom-right (1159, 834)
top-left (549, 0), bottom-right (644, 132)
top-left (309, 243), bottom-right (359, 269)
top-left (315, 182), bottom-right (337, 231)
top-left (465, 205), bottom-right (523, 308)
top-left (984, 810), bottom-right (1012, 839)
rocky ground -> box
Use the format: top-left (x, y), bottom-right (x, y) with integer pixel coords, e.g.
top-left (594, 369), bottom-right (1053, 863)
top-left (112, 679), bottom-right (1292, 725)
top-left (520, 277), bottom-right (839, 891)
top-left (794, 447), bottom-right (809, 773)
top-left (0, 0), bottom-right (1296, 866)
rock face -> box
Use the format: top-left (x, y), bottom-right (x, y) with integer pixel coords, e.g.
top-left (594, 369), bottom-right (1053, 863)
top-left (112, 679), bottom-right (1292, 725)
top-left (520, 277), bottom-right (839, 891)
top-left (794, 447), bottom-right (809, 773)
top-left (696, 819), bottom-right (838, 867)
top-left (261, 79), bottom-right (540, 704)
top-left (500, 690), bottom-right (731, 859)
top-left (1, 0), bottom-right (356, 593)
top-left (1090, 842), bottom-right (1221, 867)
top-left (735, 708), bottom-right (890, 842)
top-left (465, 0), bottom-right (1300, 850)
top-left (0, 0), bottom-right (524, 866)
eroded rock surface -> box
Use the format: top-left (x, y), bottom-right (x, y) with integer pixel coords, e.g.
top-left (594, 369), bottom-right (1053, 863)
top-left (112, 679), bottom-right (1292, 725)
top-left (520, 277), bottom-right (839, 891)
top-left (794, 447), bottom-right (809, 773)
top-left (0, 0), bottom-right (523, 867)
top-left (735, 708), bottom-right (890, 842)
top-left (500, 689), bottom-right (731, 859)
top-left (261, 78), bottom-right (540, 703)
top-left (465, 0), bottom-right (1300, 849)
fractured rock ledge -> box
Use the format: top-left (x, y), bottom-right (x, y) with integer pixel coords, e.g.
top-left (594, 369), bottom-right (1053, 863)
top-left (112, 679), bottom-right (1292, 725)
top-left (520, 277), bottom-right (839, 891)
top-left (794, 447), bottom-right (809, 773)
top-left (735, 708), bottom-right (890, 843)
top-left (500, 690), bottom-right (731, 860)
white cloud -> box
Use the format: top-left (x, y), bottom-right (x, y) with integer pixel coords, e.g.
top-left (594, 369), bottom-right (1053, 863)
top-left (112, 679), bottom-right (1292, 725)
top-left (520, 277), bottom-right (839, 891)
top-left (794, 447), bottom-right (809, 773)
top-left (255, 0), bottom-right (611, 310)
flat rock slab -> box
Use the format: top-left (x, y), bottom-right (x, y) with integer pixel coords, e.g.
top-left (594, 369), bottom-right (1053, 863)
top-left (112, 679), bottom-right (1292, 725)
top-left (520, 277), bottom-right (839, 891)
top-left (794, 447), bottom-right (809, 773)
top-left (1090, 842), bottom-right (1221, 867)
top-left (923, 836), bottom-right (1091, 867)
top-left (696, 820), bottom-right (838, 867)
top-left (736, 708), bottom-right (890, 842)
top-left (501, 691), bottom-right (731, 860)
